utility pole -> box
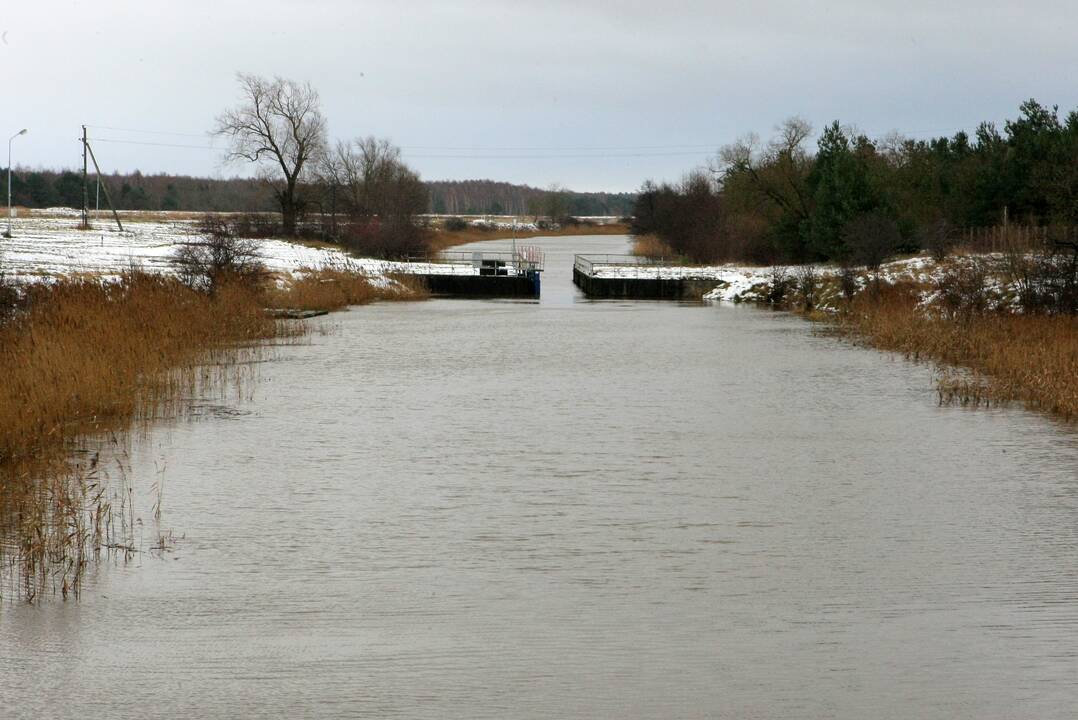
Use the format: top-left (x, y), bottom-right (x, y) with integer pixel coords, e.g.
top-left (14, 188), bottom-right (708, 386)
top-left (81, 125), bottom-right (89, 228)
top-left (83, 138), bottom-right (123, 232)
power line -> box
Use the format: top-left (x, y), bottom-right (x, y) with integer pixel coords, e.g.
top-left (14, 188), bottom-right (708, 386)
top-left (86, 125), bottom-right (210, 139)
top-left (93, 138), bottom-right (220, 150)
top-left (399, 143), bottom-right (721, 151)
top-left (401, 151), bottom-right (715, 159)
top-left (84, 121), bottom-right (991, 161)
top-left (90, 137), bottom-right (713, 159)
top-left (85, 123), bottom-right (723, 153)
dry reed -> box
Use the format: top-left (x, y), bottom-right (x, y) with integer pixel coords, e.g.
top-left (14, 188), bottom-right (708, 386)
top-left (0, 273), bottom-right (296, 600)
top-left (265, 268), bottom-right (428, 311)
top-left (0, 266), bottom-right (428, 600)
top-left (837, 282), bottom-right (1078, 419)
top-left (631, 234), bottom-right (679, 259)
top-left (0, 273), bottom-right (290, 466)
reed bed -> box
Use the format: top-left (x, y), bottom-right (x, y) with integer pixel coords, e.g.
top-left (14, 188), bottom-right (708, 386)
top-left (631, 233), bottom-right (679, 259)
top-left (266, 268), bottom-right (428, 311)
top-left (837, 282), bottom-right (1078, 419)
top-left (0, 273), bottom-right (288, 465)
top-left (0, 273), bottom-right (295, 600)
top-left (0, 267), bottom-right (426, 601)
top-left (0, 266), bottom-right (429, 603)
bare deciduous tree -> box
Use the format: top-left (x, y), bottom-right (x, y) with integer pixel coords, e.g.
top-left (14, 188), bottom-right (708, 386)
top-left (214, 73), bottom-right (327, 236)
top-left (543, 183), bottom-right (569, 223)
top-left (316, 136), bottom-right (428, 257)
top-left (320, 136), bottom-right (424, 219)
top-left (714, 117), bottom-right (814, 218)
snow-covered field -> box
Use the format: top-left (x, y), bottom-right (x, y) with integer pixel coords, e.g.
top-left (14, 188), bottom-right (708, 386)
top-left (0, 214), bottom-right (485, 282)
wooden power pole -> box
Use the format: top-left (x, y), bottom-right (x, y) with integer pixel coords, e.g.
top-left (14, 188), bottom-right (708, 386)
top-left (81, 125), bottom-right (89, 228)
top-left (83, 138), bottom-right (123, 232)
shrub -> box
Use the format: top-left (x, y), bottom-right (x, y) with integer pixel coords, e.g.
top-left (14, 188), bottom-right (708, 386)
top-left (230, 213), bottom-right (282, 238)
top-left (795, 265), bottom-right (819, 310)
top-left (1004, 231), bottom-right (1078, 315)
top-left (443, 216), bottom-right (468, 232)
top-left (175, 224), bottom-right (265, 293)
top-left (0, 273), bottom-right (17, 321)
top-left (934, 259), bottom-right (991, 319)
top-left (839, 267), bottom-right (860, 302)
top-left (339, 219), bottom-right (430, 259)
top-left (919, 219), bottom-right (954, 261)
top-left (841, 212), bottom-right (901, 273)
top-left (766, 266), bottom-right (793, 305)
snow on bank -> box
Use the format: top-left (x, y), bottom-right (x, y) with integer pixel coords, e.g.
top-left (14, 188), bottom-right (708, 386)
top-left (584, 256), bottom-right (965, 304)
top-left (468, 219), bottom-right (540, 231)
top-left (0, 216), bottom-right (483, 282)
top-left (584, 261), bottom-right (779, 302)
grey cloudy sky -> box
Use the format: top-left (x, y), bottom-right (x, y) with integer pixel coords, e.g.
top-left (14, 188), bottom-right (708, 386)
top-left (3, 0), bottom-right (1076, 191)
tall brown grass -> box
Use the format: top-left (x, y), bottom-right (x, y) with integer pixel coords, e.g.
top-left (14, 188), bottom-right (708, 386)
top-left (0, 268), bottom-right (426, 600)
top-left (0, 274), bottom-right (289, 466)
top-left (266, 268), bottom-right (428, 311)
top-left (631, 234), bottom-right (679, 260)
top-left (0, 273), bottom-right (296, 600)
top-left (838, 282), bottom-right (1078, 419)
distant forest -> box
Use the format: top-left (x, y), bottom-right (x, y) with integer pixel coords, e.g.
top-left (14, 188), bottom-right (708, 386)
top-left (0, 170), bottom-right (635, 218)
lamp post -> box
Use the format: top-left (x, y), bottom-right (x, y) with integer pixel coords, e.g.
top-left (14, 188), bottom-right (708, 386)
top-left (6, 128), bottom-right (28, 238)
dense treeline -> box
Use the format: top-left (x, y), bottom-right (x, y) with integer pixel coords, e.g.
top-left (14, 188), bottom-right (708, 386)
top-left (427, 180), bottom-right (634, 217)
top-left (633, 100), bottom-right (1078, 264)
top-left (0, 169), bottom-right (279, 213)
top-left (0, 168), bottom-right (634, 218)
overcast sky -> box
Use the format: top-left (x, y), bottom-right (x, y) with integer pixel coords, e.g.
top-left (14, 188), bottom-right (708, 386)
top-left (3, 1), bottom-right (1076, 192)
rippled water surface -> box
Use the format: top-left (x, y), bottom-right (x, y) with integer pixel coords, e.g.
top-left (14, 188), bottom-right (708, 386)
top-left (3, 235), bottom-right (1078, 719)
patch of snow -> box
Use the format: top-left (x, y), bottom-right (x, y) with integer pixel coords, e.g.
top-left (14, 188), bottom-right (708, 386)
top-left (0, 216), bottom-right (490, 283)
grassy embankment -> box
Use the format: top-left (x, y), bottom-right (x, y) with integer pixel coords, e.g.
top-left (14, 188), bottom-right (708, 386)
top-left (0, 268), bottom-right (422, 600)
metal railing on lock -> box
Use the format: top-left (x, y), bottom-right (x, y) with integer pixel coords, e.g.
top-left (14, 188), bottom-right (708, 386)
top-left (405, 249), bottom-right (545, 275)
top-left (573, 254), bottom-right (677, 276)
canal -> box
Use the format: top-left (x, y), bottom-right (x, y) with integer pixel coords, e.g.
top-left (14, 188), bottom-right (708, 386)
top-left (2, 234), bottom-right (1077, 719)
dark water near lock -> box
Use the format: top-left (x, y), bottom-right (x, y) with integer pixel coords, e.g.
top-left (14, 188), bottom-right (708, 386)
top-left (3, 235), bottom-right (1078, 719)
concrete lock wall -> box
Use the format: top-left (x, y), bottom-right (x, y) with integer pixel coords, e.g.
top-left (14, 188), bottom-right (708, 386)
top-left (417, 273), bottom-right (540, 298)
top-left (572, 268), bottom-right (713, 300)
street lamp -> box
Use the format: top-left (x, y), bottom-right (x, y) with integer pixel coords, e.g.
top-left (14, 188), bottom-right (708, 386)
top-left (5, 128), bottom-right (28, 238)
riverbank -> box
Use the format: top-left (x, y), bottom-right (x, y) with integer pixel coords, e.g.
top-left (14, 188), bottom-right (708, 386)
top-left (833, 282), bottom-right (1077, 419)
top-left (589, 248), bottom-right (1076, 420)
top-left (711, 254), bottom-right (1077, 420)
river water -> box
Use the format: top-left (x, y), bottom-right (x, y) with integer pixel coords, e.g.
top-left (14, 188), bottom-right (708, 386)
top-left (3, 235), bottom-right (1078, 719)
